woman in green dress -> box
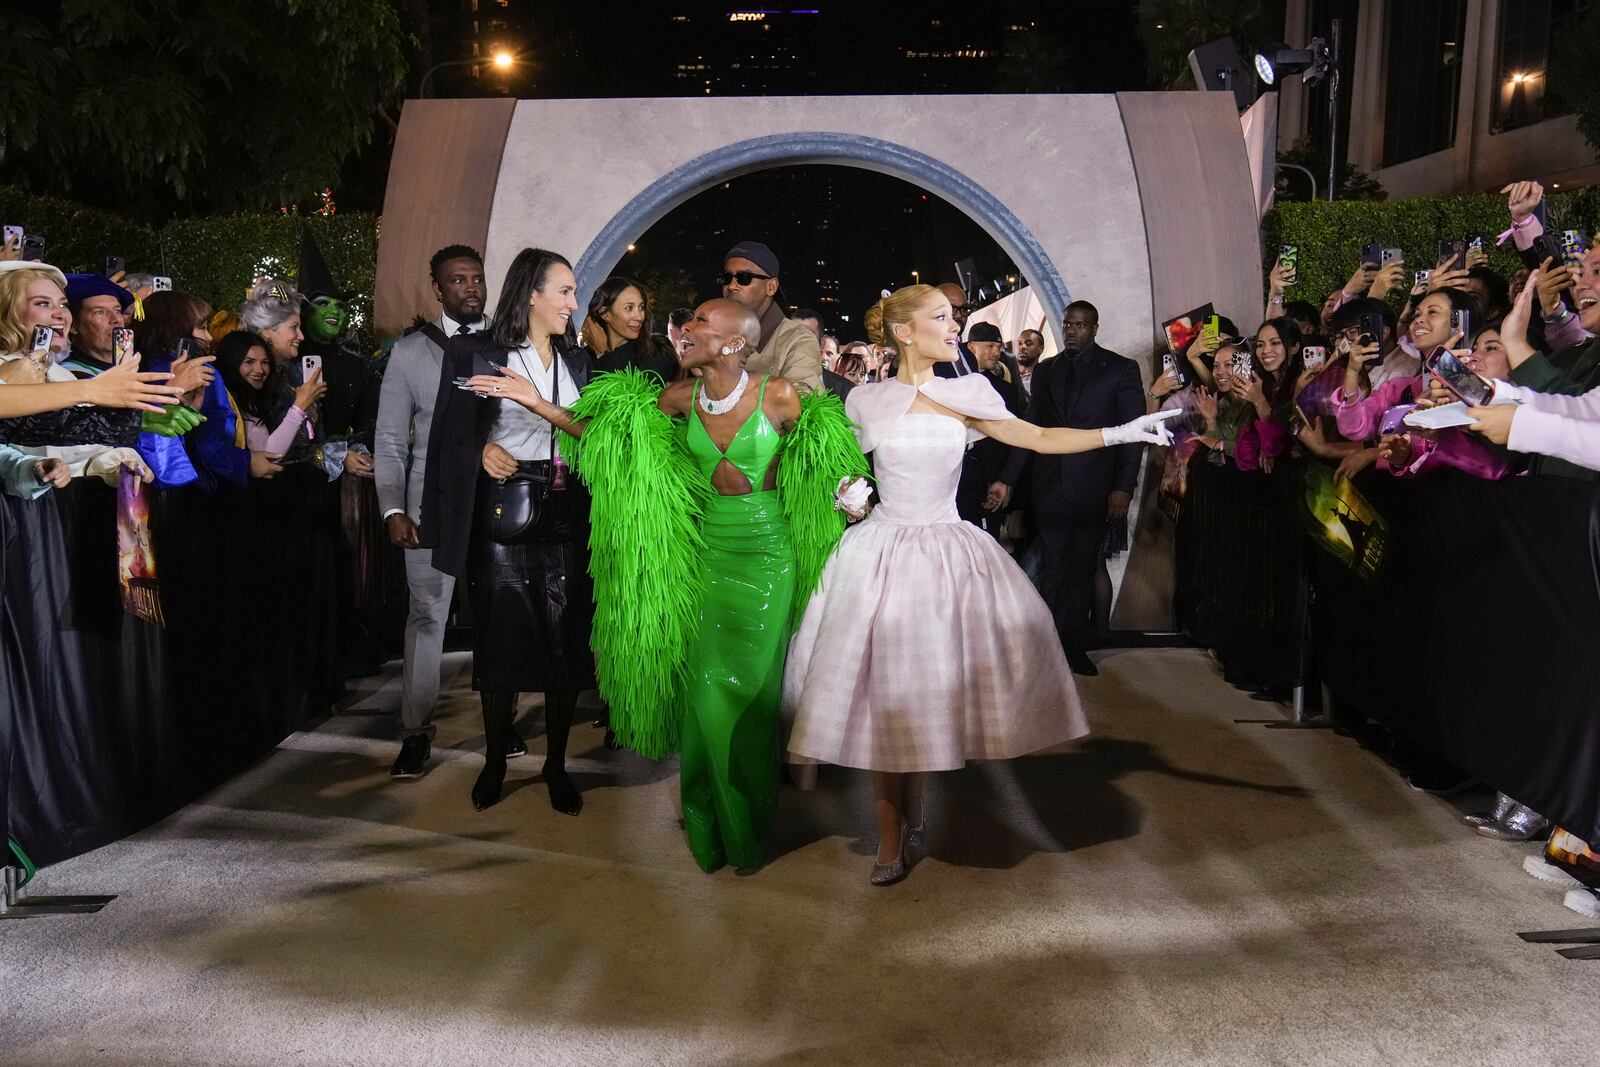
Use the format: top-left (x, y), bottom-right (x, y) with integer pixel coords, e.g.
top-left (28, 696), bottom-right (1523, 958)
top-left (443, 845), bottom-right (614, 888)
top-left (466, 297), bottom-right (866, 872)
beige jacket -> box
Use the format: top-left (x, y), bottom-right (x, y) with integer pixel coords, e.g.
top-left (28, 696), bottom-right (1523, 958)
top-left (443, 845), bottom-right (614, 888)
top-left (746, 317), bottom-right (822, 395)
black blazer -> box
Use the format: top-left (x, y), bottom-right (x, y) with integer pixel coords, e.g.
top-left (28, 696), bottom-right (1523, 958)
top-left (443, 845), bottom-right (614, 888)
top-left (418, 334), bottom-right (593, 577)
top-left (1001, 344), bottom-right (1143, 509)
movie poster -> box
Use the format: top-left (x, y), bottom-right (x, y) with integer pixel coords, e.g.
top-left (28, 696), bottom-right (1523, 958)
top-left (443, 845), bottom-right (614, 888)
top-left (1161, 302), bottom-right (1215, 358)
top-left (117, 466), bottom-right (165, 626)
top-left (1299, 461), bottom-right (1387, 582)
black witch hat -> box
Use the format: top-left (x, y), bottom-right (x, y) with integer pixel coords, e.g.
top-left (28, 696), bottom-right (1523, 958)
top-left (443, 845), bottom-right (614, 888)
top-left (297, 223), bottom-right (352, 302)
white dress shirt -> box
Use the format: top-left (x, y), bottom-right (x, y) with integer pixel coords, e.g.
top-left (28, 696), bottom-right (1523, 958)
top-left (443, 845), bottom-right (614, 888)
top-left (491, 344), bottom-right (575, 461)
top-left (440, 311), bottom-right (487, 338)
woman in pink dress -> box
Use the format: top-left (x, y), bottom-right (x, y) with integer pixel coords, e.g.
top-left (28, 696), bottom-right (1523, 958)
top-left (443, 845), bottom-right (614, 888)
top-left (784, 284), bottom-right (1178, 885)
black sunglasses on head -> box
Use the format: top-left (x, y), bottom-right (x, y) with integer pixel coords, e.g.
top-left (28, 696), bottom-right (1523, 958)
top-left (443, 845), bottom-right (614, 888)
top-left (717, 270), bottom-right (773, 287)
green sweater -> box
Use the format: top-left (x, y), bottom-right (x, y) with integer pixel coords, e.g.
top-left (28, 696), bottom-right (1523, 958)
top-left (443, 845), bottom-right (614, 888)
top-left (1508, 338), bottom-right (1600, 481)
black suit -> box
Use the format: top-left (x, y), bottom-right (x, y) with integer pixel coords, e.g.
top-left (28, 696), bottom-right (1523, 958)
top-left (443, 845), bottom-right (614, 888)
top-left (822, 368), bottom-right (856, 401)
top-left (953, 359), bottom-right (1026, 537)
top-left (1001, 344), bottom-right (1143, 651)
top-left (418, 334), bottom-right (593, 578)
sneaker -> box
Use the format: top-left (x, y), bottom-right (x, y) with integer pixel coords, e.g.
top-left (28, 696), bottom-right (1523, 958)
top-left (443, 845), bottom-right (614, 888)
top-left (1523, 853), bottom-right (1583, 888)
top-left (1563, 886), bottom-right (1600, 919)
top-left (390, 735), bottom-right (430, 780)
top-left (506, 733), bottom-right (528, 760)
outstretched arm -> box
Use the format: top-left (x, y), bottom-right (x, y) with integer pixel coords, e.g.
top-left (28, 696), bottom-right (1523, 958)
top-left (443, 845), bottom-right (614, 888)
top-left (971, 409), bottom-right (1181, 454)
top-left (465, 363), bottom-right (592, 436)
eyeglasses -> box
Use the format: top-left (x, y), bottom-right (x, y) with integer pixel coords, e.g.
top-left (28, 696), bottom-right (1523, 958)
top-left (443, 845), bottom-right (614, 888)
top-left (717, 270), bottom-right (773, 287)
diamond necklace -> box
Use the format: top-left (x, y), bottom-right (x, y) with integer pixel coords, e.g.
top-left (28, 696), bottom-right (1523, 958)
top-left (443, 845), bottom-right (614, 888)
top-left (697, 369), bottom-right (749, 416)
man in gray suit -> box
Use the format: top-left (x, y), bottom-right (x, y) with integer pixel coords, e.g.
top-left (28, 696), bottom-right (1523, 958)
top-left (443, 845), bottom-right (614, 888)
top-left (376, 244), bottom-right (491, 779)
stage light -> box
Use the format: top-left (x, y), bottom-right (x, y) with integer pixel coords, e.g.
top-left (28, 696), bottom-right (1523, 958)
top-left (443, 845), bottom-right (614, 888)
top-left (1254, 40), bottom-right (1330, 87)
top-left (493, 51), bottom-right (515, 70)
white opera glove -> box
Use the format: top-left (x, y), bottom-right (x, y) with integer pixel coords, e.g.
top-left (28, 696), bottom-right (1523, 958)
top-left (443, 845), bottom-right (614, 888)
top-left (1101, 408), bottom-right (1184, 448)
top-left (84, 447), bottom-right (152, 486)
top-left (834, 476), bottom-right (871, 515)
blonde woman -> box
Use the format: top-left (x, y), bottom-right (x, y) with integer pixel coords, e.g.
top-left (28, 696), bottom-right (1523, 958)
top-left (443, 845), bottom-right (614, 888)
top-left (783, 284), bottom-right (1178, 885)
top-left (0, 262), bottom-right (174, 483)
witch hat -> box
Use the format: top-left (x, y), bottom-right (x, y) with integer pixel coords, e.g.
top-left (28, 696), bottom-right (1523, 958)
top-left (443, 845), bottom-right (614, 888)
top-left (297, 223), bottom-right (350, 301)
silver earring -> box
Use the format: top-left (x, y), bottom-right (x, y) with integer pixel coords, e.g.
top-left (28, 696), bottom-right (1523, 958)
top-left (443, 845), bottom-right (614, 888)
top-left (721, 345), bottom-right (733, 355)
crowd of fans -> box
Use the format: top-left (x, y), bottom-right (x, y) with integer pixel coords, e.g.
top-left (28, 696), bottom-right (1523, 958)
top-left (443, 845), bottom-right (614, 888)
top-left (2, 180), bottom-right (1597, 916)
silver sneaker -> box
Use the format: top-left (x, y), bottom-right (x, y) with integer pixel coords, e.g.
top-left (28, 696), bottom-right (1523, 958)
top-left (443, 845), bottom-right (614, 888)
top-left (1475, 803), bottom-right (1550, 842)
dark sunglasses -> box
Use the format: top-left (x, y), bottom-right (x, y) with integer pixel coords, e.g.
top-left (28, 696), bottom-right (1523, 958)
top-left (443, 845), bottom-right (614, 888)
top-left (717, 270), bottom-right (773, 287)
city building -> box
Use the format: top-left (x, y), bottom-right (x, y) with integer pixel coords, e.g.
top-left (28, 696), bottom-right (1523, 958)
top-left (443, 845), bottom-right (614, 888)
top-left (1276, 0), bottom-right (1599, 198)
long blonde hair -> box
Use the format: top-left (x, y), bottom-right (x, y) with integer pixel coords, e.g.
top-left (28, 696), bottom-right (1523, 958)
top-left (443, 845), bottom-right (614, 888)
top-left (863, 284), bottom-right (938, 353)
top-left (0, 265), bottom-right (68, 356)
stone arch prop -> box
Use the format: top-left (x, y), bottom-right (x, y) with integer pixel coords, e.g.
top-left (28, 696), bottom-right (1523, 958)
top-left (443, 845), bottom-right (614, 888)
top-left (570, 131), bottom-right (1072, 334)
top-left (376, 94), bottom-right (1264, 630)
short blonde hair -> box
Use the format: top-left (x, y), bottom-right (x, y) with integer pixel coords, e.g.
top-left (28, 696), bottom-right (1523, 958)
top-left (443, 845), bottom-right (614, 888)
top-left (0, 265), bottom-right (69, 356)
top-left (863, 284), bottom-right (939, 350)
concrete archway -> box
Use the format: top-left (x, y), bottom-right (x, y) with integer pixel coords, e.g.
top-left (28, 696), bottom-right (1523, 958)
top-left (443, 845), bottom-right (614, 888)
top-left (571, 132), bottom-right (1070, 335)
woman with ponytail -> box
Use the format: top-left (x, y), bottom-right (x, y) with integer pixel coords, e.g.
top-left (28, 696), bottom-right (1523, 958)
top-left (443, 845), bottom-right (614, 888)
top-left (783, 284), bottom-right (1179, 886)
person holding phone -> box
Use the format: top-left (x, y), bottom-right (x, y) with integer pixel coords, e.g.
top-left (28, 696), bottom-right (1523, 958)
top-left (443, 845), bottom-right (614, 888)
top-left (214, 329), bottom-right (323, 477)
top-left (130, 290), bottom-right (244, 489)
top-left (420, 248), bottom-right (597, 817)
top-left (0, 261), bottom-right (155, 485)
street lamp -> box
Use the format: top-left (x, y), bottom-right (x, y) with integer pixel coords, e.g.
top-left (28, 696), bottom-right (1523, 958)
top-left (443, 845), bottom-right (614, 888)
top-left (419, 51), bottom-right (519, 98)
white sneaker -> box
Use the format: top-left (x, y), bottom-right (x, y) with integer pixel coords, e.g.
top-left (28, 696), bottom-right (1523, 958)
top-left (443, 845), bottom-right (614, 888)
top-left (1524, 853), bottom-right (1583, 888)
top-left (1562, 887), bottom-right (1600, 919)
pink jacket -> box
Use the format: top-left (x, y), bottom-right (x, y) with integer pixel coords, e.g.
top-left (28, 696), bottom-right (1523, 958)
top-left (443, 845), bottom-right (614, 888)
top-left (1234, 416), bottom-right (1289, 472)
top-left (1336, 374), bottom-right (1516, 479)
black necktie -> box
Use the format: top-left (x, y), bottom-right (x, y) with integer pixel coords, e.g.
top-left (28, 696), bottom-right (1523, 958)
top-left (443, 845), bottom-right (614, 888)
top-left (456, 323), bottom-right (471, 336)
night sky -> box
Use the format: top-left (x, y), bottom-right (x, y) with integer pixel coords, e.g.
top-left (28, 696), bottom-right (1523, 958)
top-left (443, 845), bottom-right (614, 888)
top-left (412, 1), bottom-right (1152, 334)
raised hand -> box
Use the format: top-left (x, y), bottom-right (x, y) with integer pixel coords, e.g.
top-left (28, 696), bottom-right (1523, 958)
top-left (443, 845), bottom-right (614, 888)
top-left (1500, 266), bottom-right (1540, 368)
top-left (81, 355), bottom-right (183, 412)
top-left (1368, 259), bottom-right (1406, 300)
top-left (1502, 180), bottom-right (1545, 221)
top-left (468, 364), bottom-right (546, 414)
top-left (1102, 408), bottom-right (1184, 447)
top-left (1193, 386), bottom-right (1219, 424)
top-left (293, 368), bottom-right (327, 411)
top-left (1534, 257), bottom-right (1575, 317)
top-left (169, 350), bottom-right (217, 394)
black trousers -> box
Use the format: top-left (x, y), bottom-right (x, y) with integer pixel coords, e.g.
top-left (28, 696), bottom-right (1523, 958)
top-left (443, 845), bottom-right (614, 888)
top-left (1034, 500), bottom-right (1106, 654)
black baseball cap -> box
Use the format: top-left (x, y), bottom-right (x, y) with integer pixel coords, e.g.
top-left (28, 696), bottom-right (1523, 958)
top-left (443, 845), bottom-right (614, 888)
top-left (967, 322), bottom-right (1002, 343)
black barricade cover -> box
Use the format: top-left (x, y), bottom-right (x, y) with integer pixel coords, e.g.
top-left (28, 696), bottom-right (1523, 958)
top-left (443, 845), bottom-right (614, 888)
top-left (2, 471), bottom-right (349, 867)
top-left (1313, 470), bottom-right (1600, 844)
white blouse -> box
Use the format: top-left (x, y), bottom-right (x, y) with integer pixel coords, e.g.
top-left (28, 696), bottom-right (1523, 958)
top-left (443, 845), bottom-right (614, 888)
top-left (491, 344), bottom-right (576, 461)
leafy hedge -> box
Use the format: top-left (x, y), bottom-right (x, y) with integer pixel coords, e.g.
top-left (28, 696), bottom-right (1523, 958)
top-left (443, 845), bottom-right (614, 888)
top-left (1264, 188), bottom-right (1600, 307)
top-left (0, 186), bottom-right (378, 342)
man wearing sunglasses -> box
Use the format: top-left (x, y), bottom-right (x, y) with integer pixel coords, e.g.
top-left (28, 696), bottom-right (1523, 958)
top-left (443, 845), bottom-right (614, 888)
top-left (718, 241), bottom-right (822, 394)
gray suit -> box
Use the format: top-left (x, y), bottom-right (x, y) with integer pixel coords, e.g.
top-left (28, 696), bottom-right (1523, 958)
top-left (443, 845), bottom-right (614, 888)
top-left (375, 319), bottom-right (474, 738)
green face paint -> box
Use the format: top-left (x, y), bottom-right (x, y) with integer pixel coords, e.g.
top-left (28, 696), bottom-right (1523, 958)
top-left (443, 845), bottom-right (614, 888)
top-left (305, 295), bottom-right (348, 343)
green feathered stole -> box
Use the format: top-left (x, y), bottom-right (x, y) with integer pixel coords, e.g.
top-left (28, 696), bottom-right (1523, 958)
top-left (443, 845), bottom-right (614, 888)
top-left (777, 390), bottom-right (870, 620)
top-left (560, 368), bottom-right (708, 759)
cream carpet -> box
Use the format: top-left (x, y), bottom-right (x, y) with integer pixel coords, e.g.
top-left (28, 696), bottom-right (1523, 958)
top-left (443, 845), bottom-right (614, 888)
top-left (3, 648), bottom-right (1593, 1066)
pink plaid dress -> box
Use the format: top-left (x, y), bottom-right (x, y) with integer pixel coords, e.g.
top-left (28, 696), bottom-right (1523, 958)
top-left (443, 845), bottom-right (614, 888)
top-left (784, 375), bottom-right (1088, 773)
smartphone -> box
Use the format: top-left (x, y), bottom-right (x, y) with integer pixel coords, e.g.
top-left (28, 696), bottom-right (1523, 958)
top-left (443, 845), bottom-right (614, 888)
top-left (1302, 345), bottom-right (1328, 373)
top-left (1561, 229), bottom-right (1589, 267)
top-left (1278, 244), bottom-right (1299, 280)
top-left (152, 276), bottom-right (172, 292)
top-left (1427, 347), bottom-right (1494, 407)
top-left (1378, 404), bottom-right (1416, 438)
top-left (29, 325), bottom-right (52, 354)
top-left (1380, 247), bottom-right (1404, 266)
top-left (1438, 238), bottom-right (1467, 272)
top-left (2, 224), bottom-right (21, 248)
top-left (301, 353), bottom-right (323, 380)
top-left (1450, 308), bottom-right (1472, 345)
top-left (105, 255), bottom-right (125, 278)
top-left (1160, 351), bottom-right (1186, 385)
top-left (1529, 232), bottom-right (1563, 267)
top-left (175, 337), bottom-right (193, 362)
top-left (20, 234), bottom-right (45, 261)
top-left (1200, 315), bottom-right (1221, 346)
top-left (1230, 349), bottom-right (1253, 379)
top-left (1361, 242), bottom-right (1383, 268)
top-left (111, 327), bottom-right (134, 366)
top-left (1414, 268), bottom-right (1432, 291)
top-left (1469, 236), bottom-right (1485, 254)
top-left (1357, 310), bottom-right (1385, 347)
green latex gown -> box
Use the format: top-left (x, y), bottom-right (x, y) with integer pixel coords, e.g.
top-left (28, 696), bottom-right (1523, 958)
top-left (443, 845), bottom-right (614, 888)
top-left (680, 377), bottom-right (795, 872)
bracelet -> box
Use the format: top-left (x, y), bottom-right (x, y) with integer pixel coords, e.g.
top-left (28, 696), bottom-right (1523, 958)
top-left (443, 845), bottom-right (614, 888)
top-left (1543, 306), bottom-right (1573, 325)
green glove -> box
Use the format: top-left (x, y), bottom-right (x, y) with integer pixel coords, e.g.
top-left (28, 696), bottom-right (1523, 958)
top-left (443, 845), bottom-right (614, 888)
top-left (140, 404), bottom-right (206, 437)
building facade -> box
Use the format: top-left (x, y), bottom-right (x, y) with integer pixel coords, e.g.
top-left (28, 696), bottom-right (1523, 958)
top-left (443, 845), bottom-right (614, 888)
top-left (1277, 0), bottom-right (1599, 197)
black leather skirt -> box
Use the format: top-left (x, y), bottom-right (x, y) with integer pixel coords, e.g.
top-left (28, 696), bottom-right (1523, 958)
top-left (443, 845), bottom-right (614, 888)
top-left (467, 462), bottom-right (596, 693)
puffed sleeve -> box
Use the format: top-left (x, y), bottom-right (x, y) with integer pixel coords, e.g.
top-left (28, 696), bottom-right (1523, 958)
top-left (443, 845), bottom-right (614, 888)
top-left (919, 374), bottom-right (1016, 443)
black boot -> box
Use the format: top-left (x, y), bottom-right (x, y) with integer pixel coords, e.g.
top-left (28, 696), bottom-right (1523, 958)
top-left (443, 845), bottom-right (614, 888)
top-left (472, 691), bottom-right (516, 811)
top-left (542, 690), bottom-right (582, 816)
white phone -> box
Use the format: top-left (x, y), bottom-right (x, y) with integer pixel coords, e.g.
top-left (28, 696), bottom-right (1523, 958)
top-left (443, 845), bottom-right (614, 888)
top-left (301, 353), bottom-right (323, 380)
top-left (1302, 345), bottom-right (1327, 373)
